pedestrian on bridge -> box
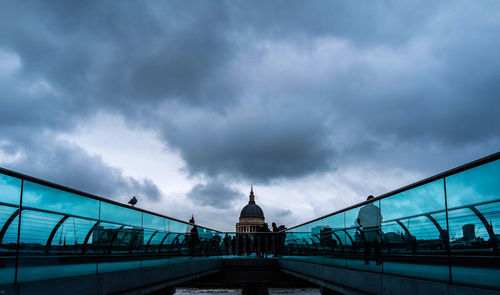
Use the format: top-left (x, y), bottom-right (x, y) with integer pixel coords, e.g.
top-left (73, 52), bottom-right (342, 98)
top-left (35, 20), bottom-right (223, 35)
top-left (357, 195), bottom-right (383, 265)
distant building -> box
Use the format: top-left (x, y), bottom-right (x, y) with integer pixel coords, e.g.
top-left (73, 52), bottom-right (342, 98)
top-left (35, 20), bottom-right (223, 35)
top-left (92, 226), bottom-right (143, 247)
top-left (236, 186), bottom-right (267, 233)
top-left (311, 226), bottom-right (322, 235)
top-left (462, 224), bottom-right (476, 241)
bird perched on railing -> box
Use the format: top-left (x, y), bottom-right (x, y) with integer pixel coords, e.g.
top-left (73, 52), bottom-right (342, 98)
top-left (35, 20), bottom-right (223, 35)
top-left (128, 196), bottom-right (137, 206)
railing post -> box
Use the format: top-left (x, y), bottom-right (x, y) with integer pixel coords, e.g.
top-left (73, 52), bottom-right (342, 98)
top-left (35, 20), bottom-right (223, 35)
top-left (443, 177), bottom-right (452, 284)
top-left (14, 179), bottom-right (23, 285)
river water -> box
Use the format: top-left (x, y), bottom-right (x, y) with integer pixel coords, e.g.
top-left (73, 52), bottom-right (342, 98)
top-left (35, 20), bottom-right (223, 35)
top-left (176, 288), bottom-right (320, 294)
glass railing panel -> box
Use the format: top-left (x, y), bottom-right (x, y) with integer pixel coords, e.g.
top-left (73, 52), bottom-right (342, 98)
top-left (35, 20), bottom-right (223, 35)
top-left (0, 173), bottom-right (22, 204)
top-left (22, 181), bottom-right (100, 219)
top-left (203, 230), bottom-right (222, 256)
top-left (445, 159), bottom-right (500, 289)
top-left (17, 181), bottom-right (101, 283)
top-left (17, 210), bottom-right (96, 282)
top-left (321, 213), bottom-right (345, 267)
top-left (99, 201), bottom-right (141, 227)
top-left (146, 232), bottom-right (168, 252)
top-left (141, 213), bottom-right (170, 266)
top-left (380, 179), bottom-right (449, 282)
top-left (446, 159), bottom-right (500, 208)
top-left (97, 202), bottom-right (142, 273)
top-left (50, 217), bottom-right (97, 249)
top-left (170, 219), bottom-right (189, 234)
top-left (303, 220), bottom-right (323, 264)
top-left (221, 233), bottom-right (236, 256)
top-left (0, 173), bottom-right (21, 285)
top-left (475, 202), bottom-right (500, 237)
top-left (140, 228), bottom-right (167, 268)
top-left (219, 232), bottom-right (283, 258)
top-left (283, 232), bottom-right (308, 260)
top-left (284, 223), bottom-right (309, 260)
top-left (96, 222), bottom-right (142, 273)
top-left (143, 213), bottom-right (169, 232)
top-left (177, 218), bottom-right (196, 257)
top-left (344, 201), bottom-right (382, 272)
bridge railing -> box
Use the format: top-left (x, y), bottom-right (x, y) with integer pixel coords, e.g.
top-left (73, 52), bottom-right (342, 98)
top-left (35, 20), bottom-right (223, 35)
top-left (0, 168), bottom-right (224, 286)
top-left (282, 152), bottom-right (500, 290)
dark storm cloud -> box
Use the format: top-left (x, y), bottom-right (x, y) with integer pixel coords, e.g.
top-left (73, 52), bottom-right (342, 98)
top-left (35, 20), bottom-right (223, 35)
top-left (187, 180), bottom-right (244, 208)
top-left (1, 135), bottom-right (162, 202)
top-left (0, 48), bottom-right (162, 202)
top-left (275, 209), bottom-right (292, 218)
top-left (159, 101), bottom-right (335, 182)
top-left (227, 1), bottom-right (441, 45)
top-left (1, 0), bottom-right (499, 191)
top-left (0, 1), bottom-right (237, 111)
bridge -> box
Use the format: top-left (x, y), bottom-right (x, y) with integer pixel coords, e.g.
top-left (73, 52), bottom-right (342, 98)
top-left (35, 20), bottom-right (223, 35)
top-left (0, 152), bottom-right (499, 295)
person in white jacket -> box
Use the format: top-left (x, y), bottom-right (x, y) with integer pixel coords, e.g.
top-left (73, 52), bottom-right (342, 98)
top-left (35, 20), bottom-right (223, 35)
top-left (357, 195), bottom-right (382, 265)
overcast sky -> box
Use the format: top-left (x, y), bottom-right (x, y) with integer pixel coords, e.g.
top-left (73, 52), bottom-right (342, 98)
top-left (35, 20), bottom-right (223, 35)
top-left (1, 1), bottom-right (499, 231)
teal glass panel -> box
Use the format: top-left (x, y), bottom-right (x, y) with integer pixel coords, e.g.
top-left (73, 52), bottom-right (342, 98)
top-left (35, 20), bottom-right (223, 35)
top-left (344, 201), bottom-right (383, 273)
top-left (170, 219), bottom-right (189, 233)
top-left (285, 223), bottom-right (309, 259)
top-left (0, 173), bottom-right (21, 285)
top-left (303, 219), bottom-right (323, 263)
top-left (143, 229), bottom-right (157, 247)
top-left (204, 230), bottom-right (223, 257)
top-left (22, 181), bottom-right (99, 219)
top-left (380, 179), bottom-right (449, 282)
top-left (221, 233), bottom-right (236, 256)
top-left (146, 232), bottom-right (168, 253)
top-left (99, 202), bottom-right (141, 227)
top-left (322, 213), bottom-right (346, 267)
top-left (97, 202), bottom-right (142, 271)
top-left (143, 213), bottom-right (169, 232)
top-left (381, 179), bottom-right (445, 221)
top-left (446, 160), bottom-right (500, 208)
top-left (446, 159), bottom-right (500, 288)
top-left (96, 221), bottom-right (141, 273)
top-left (17, 210), bottom-right (97, 282)
top-left (19, 210), bottom-right (61, 245)
top-left (95, 221), bottom-right (143, 254)
top-left (162, 232), bottom-right (178, 250)
top-left (18, 182), bottom-right (100, 283)
top-left (0, 173), bottom-right (21, 205)
top-left (142, 213), bottom-right (170, 261)
top-left (50, 217), bottom-right (96, 247)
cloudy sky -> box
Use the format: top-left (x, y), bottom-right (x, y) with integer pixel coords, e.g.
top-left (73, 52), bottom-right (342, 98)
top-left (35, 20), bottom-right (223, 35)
top-left (0, 1), bottom-right (499, 231)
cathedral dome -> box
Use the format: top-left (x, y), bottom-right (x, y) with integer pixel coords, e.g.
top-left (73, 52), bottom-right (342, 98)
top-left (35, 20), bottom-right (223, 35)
top-left (236, 186), bottom-right (267, 233)
top-left (240, 203), bottom-right (264, 219)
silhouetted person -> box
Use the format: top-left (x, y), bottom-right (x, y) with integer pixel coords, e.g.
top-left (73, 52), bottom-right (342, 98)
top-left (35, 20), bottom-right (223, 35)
top-left (231, 236), bottom-right (237, 255)
top-left (238, 235), bottom-right (244, 256)
top-left (128, 196), bottom-right (137, 206)
top-left (272, 223), bottom-right (279, 256)
top-left (188, 215), bottom-right (199, 256)
top-left (223, 233), bottom-right (231, 255)
top-left (259, 224), bottom-right (271, 257)
top-left (246, 235), bottom-right (252, 256)
top-left (357, 195), bottom-right (382, 265)
top-left (254, 224), bottom-right (269, 257)
top-left (272, 222), bottom-right (286, 256)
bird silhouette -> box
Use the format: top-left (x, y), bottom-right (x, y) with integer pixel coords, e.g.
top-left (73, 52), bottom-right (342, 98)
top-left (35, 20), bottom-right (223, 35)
top-left (128, 196), bottom-right (137, 206)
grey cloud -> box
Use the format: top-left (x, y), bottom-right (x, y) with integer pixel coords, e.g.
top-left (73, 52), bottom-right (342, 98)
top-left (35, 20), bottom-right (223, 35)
top-left (187, 180), bottom-right (244, 208)
top-left (0, 0), bottom-right (499, 193)
top-left (275, 209), bottom-right (292, 218)
top-left (0, 1), bottom-right (237, 112)
top-left (227, 1), bottom-right (442, 46)
top-left (0, 134), bottom-right (162, 202)
top-left (159, 101), bottom-right (335, 182)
